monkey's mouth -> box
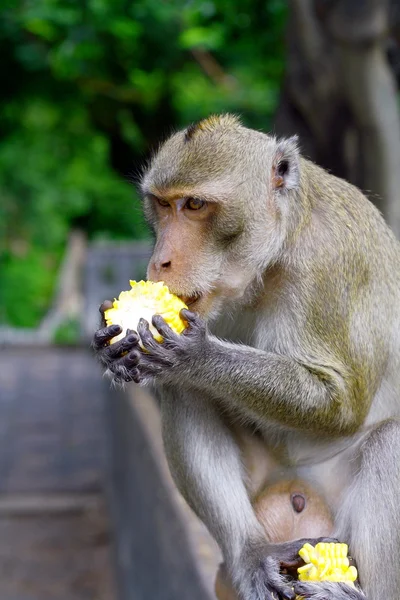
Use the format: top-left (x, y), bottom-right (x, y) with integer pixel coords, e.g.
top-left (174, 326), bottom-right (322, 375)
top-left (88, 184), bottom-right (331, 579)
top-left (178, 292), bottom-right (203, 307)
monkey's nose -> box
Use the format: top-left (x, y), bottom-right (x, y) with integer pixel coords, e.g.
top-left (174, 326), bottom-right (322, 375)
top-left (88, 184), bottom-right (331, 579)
top-left (148, 259), bottom-right (172, 281)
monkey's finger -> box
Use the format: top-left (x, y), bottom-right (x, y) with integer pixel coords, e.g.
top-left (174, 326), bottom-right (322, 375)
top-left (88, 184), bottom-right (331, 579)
top-left (131, 371), bottom-right (140, 384)
top-left (152, 315), bottom-right (178, 340)
top-left (110, 352), bottom-right (140, 382)
top-left (270, 536), bottom-right (338, 567)
top-left (115, 350), bottom-right (140, 370)
top-left (180, 308), bottom-right (198, 323)
top-left (98, 300), bottom-right (114, 327)
top-left (131, 369), bottom-right (160, 385)
top-left (103, 331), bottom-right (140, 359)
top-left (93, 325), bottom-right (122, 349)
top-left (99, 299), bottom-right (114, 315)
top-left (131, 357), bottom-right (166, 384)
top-left (137, 318), bottom-right (159, 352)
top-left (279, 588), bottom-right (296, 600)
top-left (279, 557), bottom-right (304, 570)
top-left (114, 365), bottom-right (140, 384)
top-left (180, 309), bottom-right (204, 333)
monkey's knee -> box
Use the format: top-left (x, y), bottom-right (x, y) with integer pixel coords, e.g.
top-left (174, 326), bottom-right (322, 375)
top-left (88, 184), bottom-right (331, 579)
top-left (334, 419), bottom-right (400, 599)
top-left (214, 478), bottom-right (333, 600)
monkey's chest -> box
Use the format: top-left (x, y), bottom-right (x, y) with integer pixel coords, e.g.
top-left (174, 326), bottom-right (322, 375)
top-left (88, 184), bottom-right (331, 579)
top-left (213, 303), bottom-right (298, 352)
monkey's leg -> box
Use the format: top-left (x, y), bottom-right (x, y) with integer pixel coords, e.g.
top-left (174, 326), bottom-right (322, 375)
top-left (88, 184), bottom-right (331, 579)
top-left (215, 477), bottom-right (334, 600)
top-left (160, 388), bottom-right (295, 600)
top-left (296, 419), bottom-right (400, 600)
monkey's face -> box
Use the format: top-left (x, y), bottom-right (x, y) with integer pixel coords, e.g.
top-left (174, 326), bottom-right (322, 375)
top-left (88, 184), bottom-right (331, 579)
top-left (142, 191), bottom-right (250, 318)
top-left (140, 117), bottom-right (300, 319)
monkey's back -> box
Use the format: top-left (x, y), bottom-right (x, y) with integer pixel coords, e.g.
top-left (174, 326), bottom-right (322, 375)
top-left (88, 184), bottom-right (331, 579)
top-left (293, 160), bottom-right (400, 425)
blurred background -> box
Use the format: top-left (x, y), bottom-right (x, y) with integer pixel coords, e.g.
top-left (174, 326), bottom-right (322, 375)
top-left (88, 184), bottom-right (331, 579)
top-left (1, 1), bottom-right (400, 599)
top-left (2, 0), bottom-right (400, 334)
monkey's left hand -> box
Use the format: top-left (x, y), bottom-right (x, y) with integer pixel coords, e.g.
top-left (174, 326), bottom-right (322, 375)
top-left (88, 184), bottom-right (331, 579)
top-left (106, 309), bottom-right (208, 385)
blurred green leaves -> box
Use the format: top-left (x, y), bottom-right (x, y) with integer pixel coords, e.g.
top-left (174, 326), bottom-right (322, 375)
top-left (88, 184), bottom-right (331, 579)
top-left (0, 0), bottom-right (287, 327)
top-left (0, 247), bottom-right (60, 328)
top-left (179, 25), bottom-right (224, 50)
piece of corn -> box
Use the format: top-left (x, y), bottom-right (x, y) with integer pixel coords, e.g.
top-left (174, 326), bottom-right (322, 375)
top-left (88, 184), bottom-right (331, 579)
top-left (297, 542), bottom-right (358, 586)
top-left (104, 280), bottom-right (188, 344)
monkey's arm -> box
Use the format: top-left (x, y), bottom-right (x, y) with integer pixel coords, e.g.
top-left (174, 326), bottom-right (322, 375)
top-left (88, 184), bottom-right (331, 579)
top-left (116, 311), bottom-right (365, 437)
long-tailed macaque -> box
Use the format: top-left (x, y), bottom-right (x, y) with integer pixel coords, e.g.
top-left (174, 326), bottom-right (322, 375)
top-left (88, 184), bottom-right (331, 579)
top-left (93, 115), bottom-right (400, 600)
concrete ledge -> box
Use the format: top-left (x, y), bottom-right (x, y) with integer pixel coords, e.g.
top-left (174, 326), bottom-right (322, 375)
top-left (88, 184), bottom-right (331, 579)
top-left (106, 384), bottom-right (221, 600)
top-left (0, 493), bottom-right (103, 516)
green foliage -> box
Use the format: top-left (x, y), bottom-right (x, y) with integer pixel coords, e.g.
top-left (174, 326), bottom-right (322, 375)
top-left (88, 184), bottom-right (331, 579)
top-left (53, 318), bottom-right (81, 345)
top-left (0, 247), bottom-right (60, 328)
top-left (0, 0), bottom-right (287, 327)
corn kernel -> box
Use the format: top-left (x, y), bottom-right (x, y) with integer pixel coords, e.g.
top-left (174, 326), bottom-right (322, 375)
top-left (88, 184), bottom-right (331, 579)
top-left (104, 280), bottom-right (188, 344)
top-left (297, 541), bottom-right (358, 586)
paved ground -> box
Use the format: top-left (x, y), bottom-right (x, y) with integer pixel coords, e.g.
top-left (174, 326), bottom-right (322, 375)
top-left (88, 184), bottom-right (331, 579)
top-left (0, 347), bottom-right (116, 600)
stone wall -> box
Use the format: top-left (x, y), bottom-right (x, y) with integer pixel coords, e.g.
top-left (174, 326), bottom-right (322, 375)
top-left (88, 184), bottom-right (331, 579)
top-left (106, 384), bottom-right (220, 600)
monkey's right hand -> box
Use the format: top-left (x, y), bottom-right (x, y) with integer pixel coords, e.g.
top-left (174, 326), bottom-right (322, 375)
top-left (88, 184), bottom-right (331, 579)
top-left (235, 554), bottom-right (295, 600)
top-left (92, 300), bottom-right (141, 384)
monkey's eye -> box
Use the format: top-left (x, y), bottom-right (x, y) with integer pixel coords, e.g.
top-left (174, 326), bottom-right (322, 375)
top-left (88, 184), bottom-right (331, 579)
top-left (185, 197), bottom-right (206, 211)
top-left (156, 197), bottom-right (170, 208)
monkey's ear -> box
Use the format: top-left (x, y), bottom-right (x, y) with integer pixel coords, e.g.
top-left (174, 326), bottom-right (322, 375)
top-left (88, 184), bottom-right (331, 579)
top-left (272, 136), bottom-right (300, 193)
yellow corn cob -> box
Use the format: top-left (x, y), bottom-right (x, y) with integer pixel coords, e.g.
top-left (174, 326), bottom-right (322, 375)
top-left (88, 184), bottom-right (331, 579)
top-left (297, 542), bottom-right (358, 586)
top-left (104, 280), bottom-right (188, 344)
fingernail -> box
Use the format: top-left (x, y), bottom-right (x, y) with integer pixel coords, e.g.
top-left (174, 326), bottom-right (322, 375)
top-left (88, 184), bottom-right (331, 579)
top-left (111, 325), bottom-right (121, 333)
top-left (127, 335), bottom-right (137, 343)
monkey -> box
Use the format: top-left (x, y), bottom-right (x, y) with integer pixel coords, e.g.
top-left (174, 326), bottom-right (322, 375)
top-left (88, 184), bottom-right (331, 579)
top-left (93, 114), bottom-right (400, 600)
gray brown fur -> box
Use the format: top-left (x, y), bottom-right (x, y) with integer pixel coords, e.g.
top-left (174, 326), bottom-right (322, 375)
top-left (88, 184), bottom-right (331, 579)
top-left (94, 114), bottom-right (400, 600)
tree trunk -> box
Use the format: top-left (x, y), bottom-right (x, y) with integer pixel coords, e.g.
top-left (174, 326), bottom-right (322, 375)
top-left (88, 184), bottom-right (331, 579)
top-left (275, 0), bottom-right (400, 236)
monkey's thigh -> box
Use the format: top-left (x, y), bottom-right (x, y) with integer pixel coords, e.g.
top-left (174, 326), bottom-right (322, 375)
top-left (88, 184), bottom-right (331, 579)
top-left (324, 419), bottom-right (400, 600)
top-left (295, 441), bottom-right (357, 516)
